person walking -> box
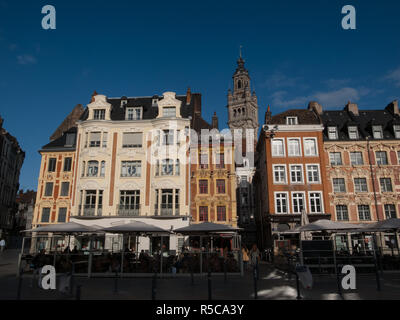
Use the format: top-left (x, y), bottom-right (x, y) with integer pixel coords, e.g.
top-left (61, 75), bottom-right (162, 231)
top-left (242, 245), bottom-right (249, 270)
top-left (0, 238), bottom-right (6, 253)
top-left (250, 244), bottom-right (260, 280)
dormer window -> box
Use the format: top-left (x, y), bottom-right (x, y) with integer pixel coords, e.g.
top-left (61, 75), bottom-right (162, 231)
top-left (286, 117), bottom-right (298, 125)
top-left (163, 107), bottom-right (176, 118)
top-left (372, 125), bottom-right (383, 139)
top-left (328, 126), bottom-right (338, 140)
top-left (152, 99), bottom-right (158, 106)
top-left (93, 109), bottom-right (105, 120)
top-left (348, 126), bottom-right (359, 140)
top-left (126, 107), bottom-right (142, 120)
top-left (394, 125), bottom-right (400, 139)
top-left (121, 100), bottom-right (127, 107)
top-left (65, 133), bottom-right (76, 147)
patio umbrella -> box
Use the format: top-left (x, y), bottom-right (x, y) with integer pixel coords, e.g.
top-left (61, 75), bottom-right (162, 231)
top-left (173, 222), bottom-right (241, 234)
top-left (22, 221), bottom-right (101, 234)
top-left (102, 221), bottom-right (170, 234)
top-left (300, 210), bottom-right (312, 240)
top-left (298, 219), bottom-right (363, 232)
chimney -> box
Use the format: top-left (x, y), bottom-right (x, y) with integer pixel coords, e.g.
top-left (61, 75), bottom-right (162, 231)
top-left (386, 100), bottom-right (399, 115)
top-left (91, 90), bottom-right (98, 103)
top-left (192, 93), bottom-right (201, 115)
top-left (265, 105), bottom-right (272, 124)
top-left (345, 101), bottom-right (359, 116)
top-left (186, 87), bottom-right (192, 105)
top-left (212, 112), bottom-right (219, 129)
top-left (308, 101), bottom-right (323, 115)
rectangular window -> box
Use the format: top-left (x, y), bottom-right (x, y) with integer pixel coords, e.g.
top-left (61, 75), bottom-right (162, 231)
top-left (216, 153), bottom-right (225, 169)
top-left (175, 189), bottom-right (180, 215)
top-left (350, 152), bottom-right (363, 165)
top-left (121, 161), bottom-right (141, 177)
top-left (199, 153), bottom-right (209, 169)
top-left (60, 182), bottom-right (69, 196)
top-left (162, 130), bottom-right (174, 145)
top-left (336, 205), bottom-right (349, 221)
top-left (160, 189), bottom-right (173, 216)
top-left (373, 126), bottom-right (383, 139)
top-left (161, 159), bottom-right (174, 175)
top-left (199, 206), bottom-right (208, 222)
top-left (102, 132), bottom-right (107, 148)
top-left (63, 157), bottom-right (72, 172)
top-left (163, 107), bottom-right (176, 117)
top-left (273, 165), bottom-right (286, 184)
top-left (89, 132), bottom-right (101, 147)
top-left (44, 182), bottom-right (53, 197)
top-left (328, 127), bottom-right (338, 140)
top-left (333, 178), bottom-right (346, 193)
top-left (354, 178), bottom-right (368, 192)
top-left (275, 193), bottom-right (288, 214)
top-left (125, 107), bottom-right (142, 120)
top-left (65, 133), bottom-right (76, 146)
top-left (41, 208), bottom-right (50, 223)
top-left (199, 180), bottom-right (208, 194)
top-left (286, 117), bottom-right (298, 125)
top-left (358, 205), bottom-right (371, 221)
top-left (380, 178), bottom-right (393, 192)
top-left (58, 208), bottom-right (67, 223)
top-left (376, 151), bottom-right (388, 165)
top-left (175, 159), bottom-right (180, 175)
top-left (292, 193), bottom-right (305, 214)
top-left (100, 161), bottom-right (105, 177)
top-left (329, 152), bottom-right (342, 165)
top-left (217, 206), bottom-right (226, 221)
top-left (216, 179), bottom-right (226, 193)
top-left (288, 139), bottom-right (301, 156)
top-left (348, 126), bottom-right (359, 140)
top-left (87, 161), bottom-right (99, 177)
top-left (48, 158), bottom-right (57, 172)
top-left (306, 165), bottom-right (320, 183)
top-left (290, 165), bottom-right (303, 183)
top-left (384, 204), bottom-right (397, 219)
top-left (272, 139), bottom-right (285, 156)
top-left (119, 190), bottom-right (140, 216)
top-left (304, 138), bottom-right (317, 156)
top-left (122, 132), bottom-right (142, 148)
top-left (93, 109), bottom-right (105, 120)
top-left (394, 125), bottom-right (400, 139)
top-left (309, 192), bottom-right (322, 213)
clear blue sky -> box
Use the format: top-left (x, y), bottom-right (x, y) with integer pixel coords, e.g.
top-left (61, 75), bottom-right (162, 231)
top-left (0, 0), bottom-right (399, 191)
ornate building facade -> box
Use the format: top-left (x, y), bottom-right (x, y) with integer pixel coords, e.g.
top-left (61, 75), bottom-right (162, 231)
top-left (226, 55), bottom-right (258, 245)
top-left (0, 116), bottom-right (25, 238)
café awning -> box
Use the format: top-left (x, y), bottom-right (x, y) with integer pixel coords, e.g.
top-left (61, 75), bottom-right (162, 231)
top-left (102, 221), bottom-right (170, 234)
top-left (22, 222), bottom-right (102, 234)
top-left (173, 222), bottom-right (241, 235)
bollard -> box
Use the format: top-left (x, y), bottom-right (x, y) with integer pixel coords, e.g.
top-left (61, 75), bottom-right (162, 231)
top-left (295, 272), bottom-right (302, 300)
top-left (16, 268), bottom-right (23, 300)
top-left (114, 271), bottom-right (118, 294)
top-left (151, 273), bottom-right (157, 300)
top-left (75, 285), bottom-right (81, 300)
top-left (253, 266), bottom-right (258, 300)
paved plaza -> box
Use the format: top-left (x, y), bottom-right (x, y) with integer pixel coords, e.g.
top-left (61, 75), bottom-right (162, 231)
top-left (1, 249), bottom-right (399, 300)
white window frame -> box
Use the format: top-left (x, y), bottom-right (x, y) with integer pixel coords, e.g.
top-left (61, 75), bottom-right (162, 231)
top-left (328, 127), bottom-right (338, 140)
top-left (348, 126), bottom-right (359, 140)
top-left (303, 137), bottom-right (318, 156)
top-left (306, 164), bottom-right (321, 184)
top-left (394, 125), bottom-right (400, 139)
top-left (308, 191), bottom-right (323, 214)
top-left (372, 125), bottom-right (383, 139)
top-left (163, 106), bottom-right (176, 118)
top-left (274, 192), bottom-right (289, 214)
top-left (332, 177), bottom-right (346, 193)
top-left (289, 164), bottom-right (304, 184)
top-left (336, 205), bottom-right (349, 221)
top-left (287, 138), bottom-right (301, 157)
top-left (271, 138), bottom-right (285, 157)
top-left (350, 151), bottom-right (363, 165)
top-left (286, 117), bottom-right (298, 125)
top-left (291, 192), bottom-right (306, 214)
top-left (380, 177), bottom-right (393, 193)
top-left (354, 177), bottom-right (368, 192)
top-left (272, 164), bottom-right (287, 184)
top-left (125, 107), bottom-right (142, 120)
top-left (329, 152), bottom-right (342, 166)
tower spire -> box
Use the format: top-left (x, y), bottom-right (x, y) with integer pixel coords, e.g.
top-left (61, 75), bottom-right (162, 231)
top-left (239, 45), bottom-right (243, 59)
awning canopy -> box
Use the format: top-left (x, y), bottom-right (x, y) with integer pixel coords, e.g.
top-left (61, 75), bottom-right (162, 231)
top-left (102, 221), bottom-right (170, 234)
top-left (280, 219), bottom-right (363, 233)
top-left (361, 218), bottom-right (400, 232)
top-left (22, 222), bottom-right (102, 234)
top-left (173, 222), bottom-right (241, 235)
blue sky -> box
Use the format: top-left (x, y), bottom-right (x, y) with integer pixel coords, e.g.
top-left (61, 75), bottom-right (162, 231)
top-left (0, 0), bottom-right (399, 190)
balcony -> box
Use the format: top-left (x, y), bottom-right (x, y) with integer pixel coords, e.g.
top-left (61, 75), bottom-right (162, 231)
top-left (81, 205), bottom-right (102, 217)
top-left (160, 204), bottom-right (173, 216)
top-left (117, 204), bottom-right (140, 216)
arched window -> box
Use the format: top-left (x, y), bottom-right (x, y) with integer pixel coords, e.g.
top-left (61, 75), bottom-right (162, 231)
top-left (100, 161), bottom-right (106, 177)
top-left (237, 80), bottom-right (242, 89)
top-left (87, 161), bottom-right (99, 177)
